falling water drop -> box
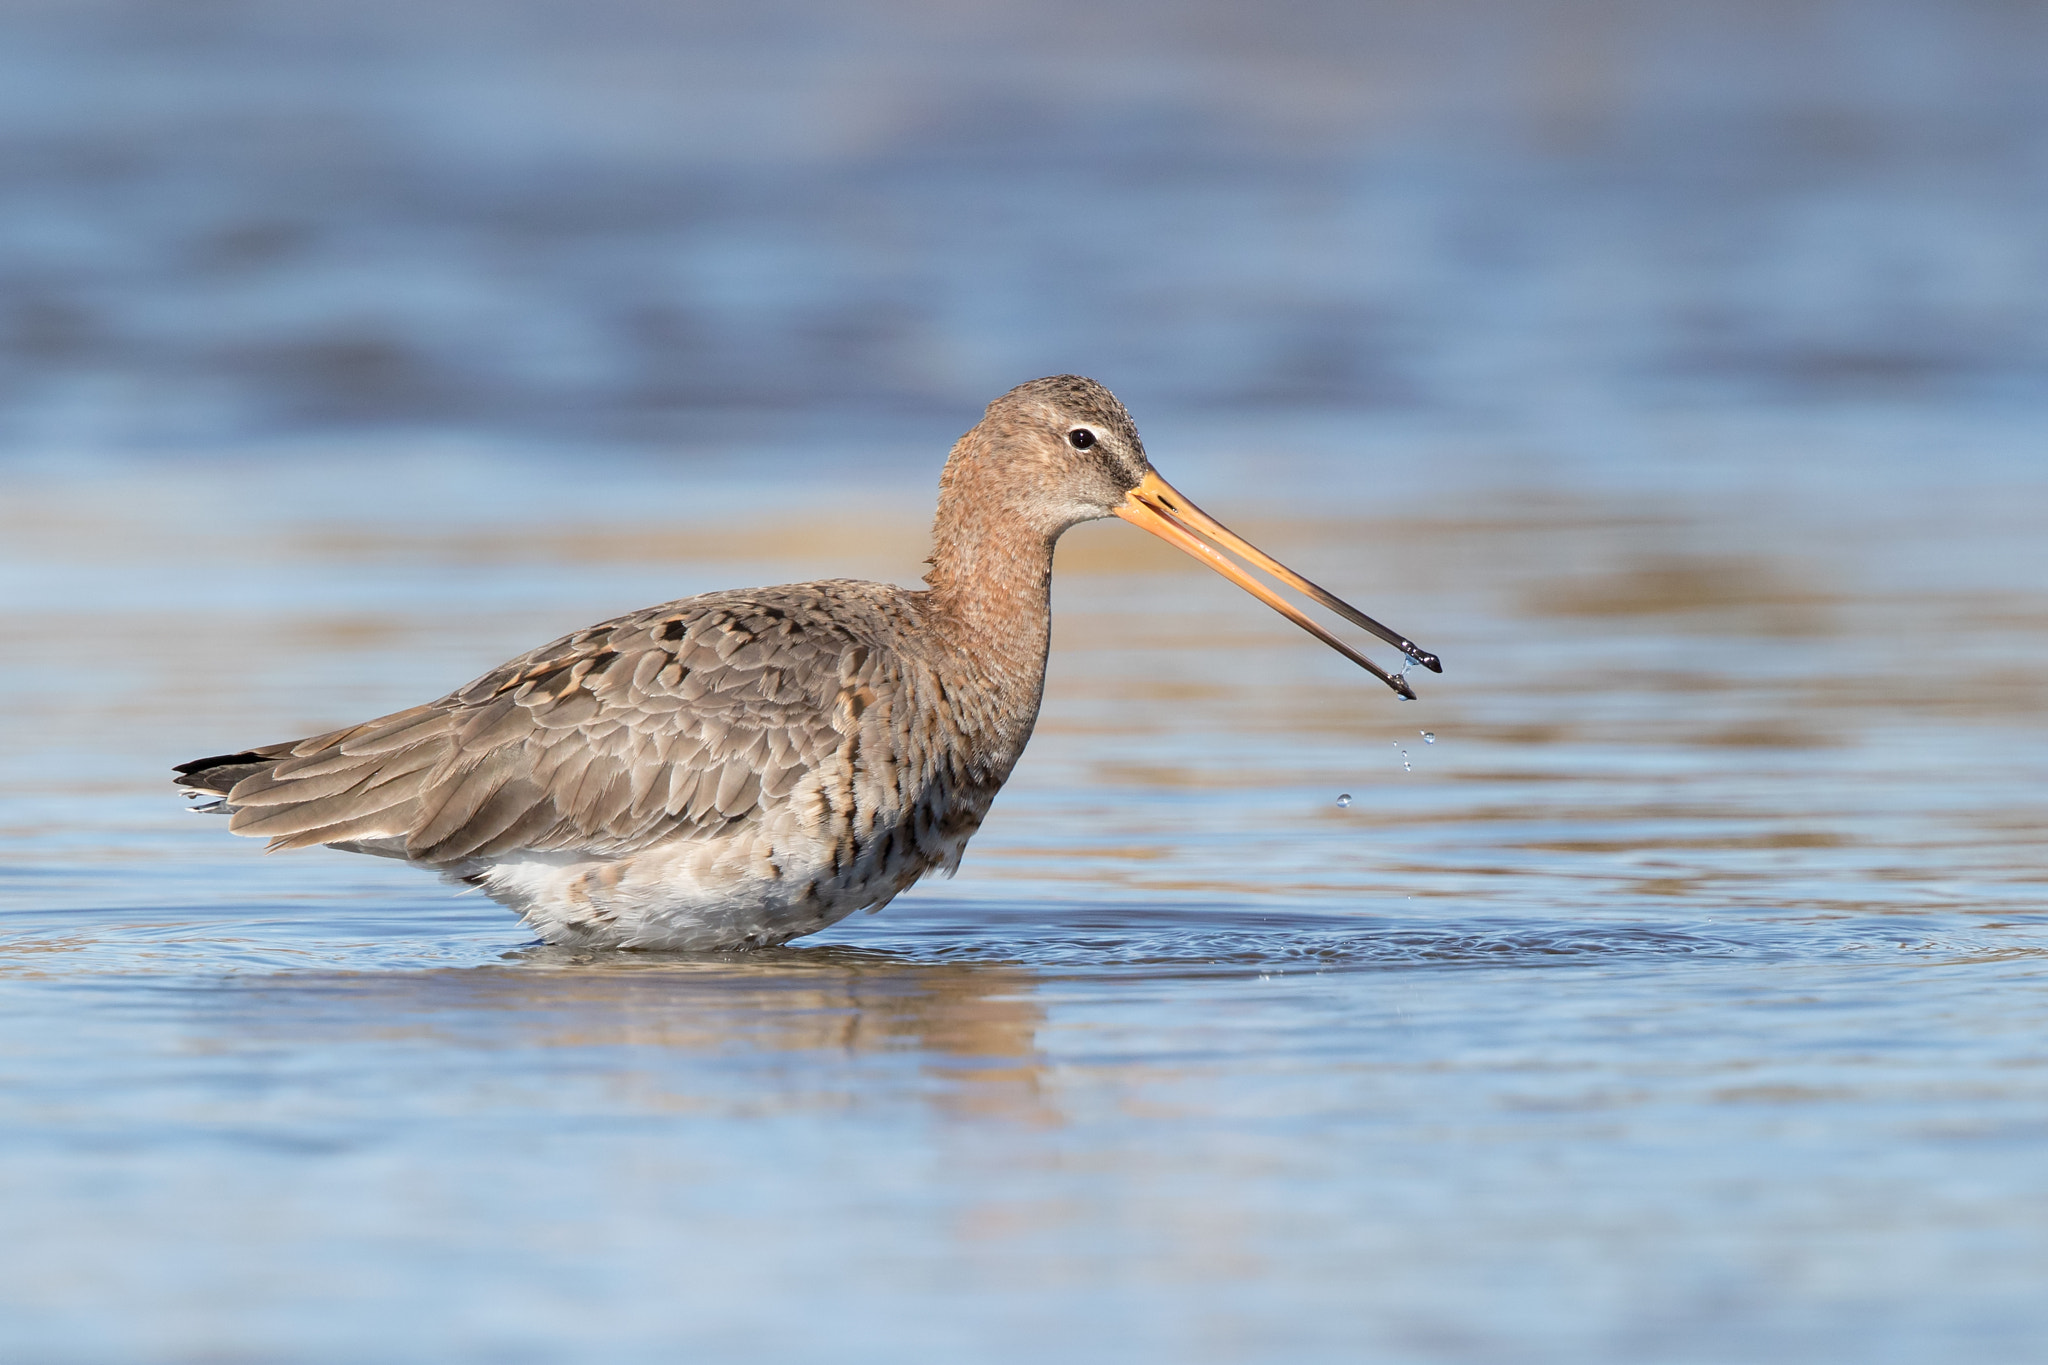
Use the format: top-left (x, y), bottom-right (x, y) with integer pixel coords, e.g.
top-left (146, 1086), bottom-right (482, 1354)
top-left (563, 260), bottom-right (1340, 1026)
top-left (1421, 731), bottom-right (1435, 744)
top-left (1335, 793), bottom-right (1353, 808)
top-left (1392, 741), bottom-right (1411, 773)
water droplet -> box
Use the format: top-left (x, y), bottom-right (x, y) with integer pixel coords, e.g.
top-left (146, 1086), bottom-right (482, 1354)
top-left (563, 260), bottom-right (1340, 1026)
top-left (1421, 731), bottom-right (1435, 743)
top-left (1392, 741), bottom-right (1411, 772)
top-left (1335, 793), bottom-right (1352, 808)
top-left (1404, 653), bottom-right (1421, 670)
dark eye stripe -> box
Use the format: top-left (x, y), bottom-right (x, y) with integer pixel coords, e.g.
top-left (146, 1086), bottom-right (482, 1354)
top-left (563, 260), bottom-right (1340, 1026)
top-left (1068, 428), bottom-right (1096, 449)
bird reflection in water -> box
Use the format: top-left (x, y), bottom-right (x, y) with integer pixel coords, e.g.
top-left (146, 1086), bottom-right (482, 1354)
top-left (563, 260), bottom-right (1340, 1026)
top-left (236, 951), bottom-right (1057, 1127)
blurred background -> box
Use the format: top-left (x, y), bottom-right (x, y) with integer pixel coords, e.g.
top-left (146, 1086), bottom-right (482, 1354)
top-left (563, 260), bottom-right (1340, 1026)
top-left (3, 2), bottom-right (2047, 1363)
top-left (4, 0), bottom-right (2042, 450)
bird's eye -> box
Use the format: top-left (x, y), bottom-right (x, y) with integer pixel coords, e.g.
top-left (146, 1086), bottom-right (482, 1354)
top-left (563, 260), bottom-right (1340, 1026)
top-left (1068, 428), bottom-right (1096, 449)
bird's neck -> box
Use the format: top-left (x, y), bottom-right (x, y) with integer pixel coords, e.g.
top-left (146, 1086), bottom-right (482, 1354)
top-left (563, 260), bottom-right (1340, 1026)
top-left (922, 495), bottom-right (1059, 741)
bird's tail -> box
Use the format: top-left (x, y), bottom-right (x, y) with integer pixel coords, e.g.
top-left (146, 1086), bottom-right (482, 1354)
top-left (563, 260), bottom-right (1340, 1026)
top-left (172, 748), bottom-right (287, 815)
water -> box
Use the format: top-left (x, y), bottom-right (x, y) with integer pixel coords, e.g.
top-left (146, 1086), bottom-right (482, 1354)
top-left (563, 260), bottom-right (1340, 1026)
top-left (5, 2), bottom-right (2048, 1362)
top-left (11, 430), bottom-right (2047, 1365)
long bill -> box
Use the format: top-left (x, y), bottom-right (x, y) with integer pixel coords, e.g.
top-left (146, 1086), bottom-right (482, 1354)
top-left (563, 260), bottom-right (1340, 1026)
top-left (1113, 470), bottom-right (1441, 700)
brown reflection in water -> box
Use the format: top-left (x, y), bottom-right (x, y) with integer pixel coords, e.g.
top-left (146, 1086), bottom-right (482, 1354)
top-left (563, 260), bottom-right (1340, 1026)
top-left (1516, 832), bottom-right (1849, 854)
top-left (0, 489), bottom-right (932, 575)
top-left (1692, 722), bottom-right (1842, 749)
top-left (1524, 554), bottom-right (1834, 636)
top-left (0, 933), bottom-right (108, 976)
top-left (298, 951), bottom-right (1056, 1127)
top-left (1791, 668), bottom-right (2048, 721)
top-left (298, 515), bottom-right (931, 576)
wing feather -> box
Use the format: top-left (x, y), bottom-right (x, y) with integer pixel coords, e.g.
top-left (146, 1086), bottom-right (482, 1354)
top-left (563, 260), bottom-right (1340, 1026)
top-left (196, 584), bottom-right (906, 866)
top-left (229, 775), bottom-right (381, 837)
top-left (231, 759), bottom-right (381, 807)
top-left (266, 807), bottom-right (422, 852)
top-left (715, 764), bottom-right (762, 816)
top-left (332, 706), bottom-right (453, 757)
top-left (468, 798), bottom-right (570, 860)
top-left (424, 777), bottom-right (548, 862)
top-left (453, 696), bottom-right (529, 750)
top-left (409, 753), bottom-right (519, 855)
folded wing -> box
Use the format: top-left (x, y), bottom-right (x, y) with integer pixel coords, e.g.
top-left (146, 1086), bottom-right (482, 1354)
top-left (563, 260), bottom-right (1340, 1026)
top-left (191, 586), bottom-right (897, 865)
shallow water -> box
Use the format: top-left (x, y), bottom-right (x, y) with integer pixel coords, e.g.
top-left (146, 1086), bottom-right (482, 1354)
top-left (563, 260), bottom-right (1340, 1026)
top-left (6, 2), bottom-right (2048, 1362)
top-left (8, 422), bottom-right (2048, 1362)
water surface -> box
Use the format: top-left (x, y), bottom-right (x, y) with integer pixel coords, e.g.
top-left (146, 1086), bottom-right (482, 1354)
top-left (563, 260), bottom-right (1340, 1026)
top-left (7, 421), bottom-right (2047, 1363)
top-left (4, 2), bottom-right (2048, 1361)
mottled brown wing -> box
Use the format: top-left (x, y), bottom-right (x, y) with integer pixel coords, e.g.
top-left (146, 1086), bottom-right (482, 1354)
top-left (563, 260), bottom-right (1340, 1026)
top-left (219, 585), bottom-right (900, 864)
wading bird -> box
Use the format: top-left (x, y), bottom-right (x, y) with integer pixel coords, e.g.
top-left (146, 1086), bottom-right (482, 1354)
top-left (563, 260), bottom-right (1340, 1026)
top-left (175, 376), bottom-right (1439, 948)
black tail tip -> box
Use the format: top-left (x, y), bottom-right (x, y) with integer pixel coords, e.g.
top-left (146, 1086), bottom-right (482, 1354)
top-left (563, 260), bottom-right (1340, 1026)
top-left (173, 750), bottom-right (267, 778)
top-left (172, 750), bottom-right (276, 795)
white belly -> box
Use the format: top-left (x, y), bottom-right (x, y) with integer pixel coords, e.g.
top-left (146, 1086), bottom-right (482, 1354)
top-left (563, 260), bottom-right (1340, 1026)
top-left (459, 839), bottom-right (909, 950)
